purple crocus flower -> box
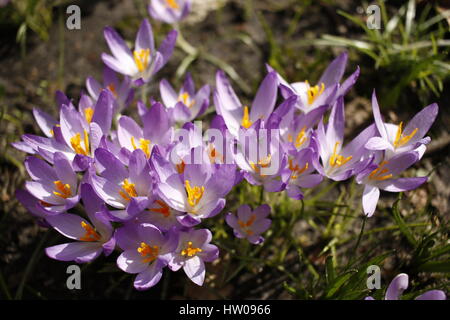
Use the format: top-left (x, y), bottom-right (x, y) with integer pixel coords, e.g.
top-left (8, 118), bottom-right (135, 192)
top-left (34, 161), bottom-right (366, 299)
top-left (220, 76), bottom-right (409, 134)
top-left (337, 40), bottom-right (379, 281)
top-left (282, 147), bottom-right (323, 200)
top-left (14, 90), bottom-right (114, 171)
top-left (365, 91), bottom-right (438, 160)
top-left (116, 223), bottom-right (178, 290)
top-left (160, 73), bottom-right (210, 123)
top-left (214, 70), bottom-right (278, 138)
top-left (314, 97), bottom-right (377, 181)
top-left (225, 204), bottom-right (272, 245)
top-left (366, 273), bottom-right (446, 300)
top-left (102, 19), bottom-right (177, 84)
top-left (268, 52), bottom-right (359, 113)
top-left (356, 151), bottom-right (427, 217)
top-left (148, 0), bottom-right (191, 24)
top-left (24, 152), bottom-right (79, 215)
top-left (86, 66), bottom-right (135, 114)
top-left (278, 102), bottom-right (328, 154)
top-left (90, 148), bottom-right (153, 221)
top-left (45, 184), bottom-right (115, 263)
top-left (169, 228), bottom-right (219, 286)
top-left (233, 121), bottom-right (288, 192)
top-left (117, 101), bottom-right (172, 159)
top-left (151, 151), bottom-right (236, 226)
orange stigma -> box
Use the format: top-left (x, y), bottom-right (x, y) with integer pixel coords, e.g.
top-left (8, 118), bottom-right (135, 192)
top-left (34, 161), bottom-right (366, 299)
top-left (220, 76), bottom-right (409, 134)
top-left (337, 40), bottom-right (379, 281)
top-left (53, 180), bottom-right (72, 199)
top-left (368, 161), bottom-right (393, 181)
top-left (80, 221), bottom-right (101, 242)
top-left (137, 242), bottom-right (159, 263)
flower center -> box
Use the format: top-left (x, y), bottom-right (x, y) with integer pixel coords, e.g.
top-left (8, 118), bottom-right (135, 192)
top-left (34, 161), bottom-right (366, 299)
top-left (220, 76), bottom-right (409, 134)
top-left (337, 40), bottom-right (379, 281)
top-left (131, 136), bottom-right (151, 158)
top-left (137, 242), bottom-right (159, 264)
top-left (80, 221), bottom-right (101, 242)
top-left (53, 180), bottom-right (72, 199)
top-left (393, 121), bottom-right (418, 148)
top-left (368, 161), bottom-right (393, 181)
top-left (165, 0), bottom-right (179, 9)
top-left (133, 49), bottom-right (150, 73)
top-left (185, 180), bottom-right (205, 207)
top-left (181, 241), bottom-right (203, 257)
top-left (178, 92), bottom-right (195, 108)
top-left (70, 129), bottom-right (90, 156)
top-left (305, 81), bottom-right (325, 105)
top-left (287, 127), bottom-right (307, 149)
top-left (288, 159), bottom-right (309, 180)
top-left (238, 214), bottom-right (256, 235)
top-left (148, 200), bottom-right (170, 218)
top-left (329, 142), bottom-right (352, 167)
top-left (241, 106), bottom-right (252, 129)
top-left (250, 154), bottom-right (272, 176)
top-left (84, 107), bottom-right (94, 124)
top-left (119, 179), bottom-right (137, 201)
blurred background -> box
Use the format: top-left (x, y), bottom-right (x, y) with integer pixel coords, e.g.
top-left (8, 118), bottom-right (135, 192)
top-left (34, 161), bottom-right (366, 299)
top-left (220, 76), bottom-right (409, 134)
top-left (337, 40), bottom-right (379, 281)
top-left (0, 0), bottom-right (449, 299)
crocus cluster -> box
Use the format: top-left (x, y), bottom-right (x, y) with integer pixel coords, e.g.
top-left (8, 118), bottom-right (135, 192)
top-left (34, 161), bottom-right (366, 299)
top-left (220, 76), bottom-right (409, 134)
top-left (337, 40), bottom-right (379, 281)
top-left (14, 9), bottom-right (439, 291)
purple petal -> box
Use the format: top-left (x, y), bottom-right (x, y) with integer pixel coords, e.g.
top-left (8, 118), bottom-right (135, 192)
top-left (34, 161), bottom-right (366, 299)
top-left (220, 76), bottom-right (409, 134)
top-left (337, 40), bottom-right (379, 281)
top-left (385, 273), bottom-right (409, 300)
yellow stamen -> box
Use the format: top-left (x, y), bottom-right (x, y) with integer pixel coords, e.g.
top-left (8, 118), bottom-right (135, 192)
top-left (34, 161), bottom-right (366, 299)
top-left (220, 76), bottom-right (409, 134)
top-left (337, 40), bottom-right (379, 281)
top-left (185, 180), bottom-right (205, 207)
top-left (306, 81), bottom-right (325, 105)
top-left (53, 180), bottom-right (72, 199)
top-left (133, 49), bottom-right (150, 73)
top-left (119, 179), bottom-right (137, 201)
top-left (149, 200), bottom-right (170, 218)
top-left (137, 242), bottom-right (159, 263)
top-left (368, 161), bottom-right (393, 181)
top-left (80, 221), bottom-right (101, 242)
top-left (70, 129), bottom-right (90, 156)
top-left (287, 127), bottom-right (307, 149)
top-left (165, 0), bottom-right (179, 9)
top-left (181, 241), bottom-right (203, 257)
top-left (329, 142), bottom-right (352, 167)
top-left (178, 92), bottom-right (195, 108)
top-left (241, 106), bottom-right (252, 129)
top-left (393, 121), bottom-right (418, 148)
top-left (131, 136), bottom-right (151, 158)
top-left (84, 107), bottom-right (94, 124)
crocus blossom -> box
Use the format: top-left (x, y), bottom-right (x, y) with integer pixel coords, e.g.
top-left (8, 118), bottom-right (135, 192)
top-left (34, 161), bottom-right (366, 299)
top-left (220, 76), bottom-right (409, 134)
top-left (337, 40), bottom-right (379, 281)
top-left (45, 184), bottom-right (115, 263)
top-left (160, 73), bottom-right (210, 123)
top-left (226, 204), bottom-right (272, 244)
top-left (116, 223), bottom-right (178, 290)
top-left (169, 228), bottom-right (219, 285)
top-left (356, 151), bottom-right (427, 217)
top-left (214, 70), bottom-right (278, 137)
top-left (102, 18), bottom-right (177, 84)
top-left (24, 152), bottom-right (80, 215)
top-left (149, 0), bottom-right (191, 24)
top-left (268, 52), bottom-right (359, 113)
top-left (365, 91), bottom-right (438, 160)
